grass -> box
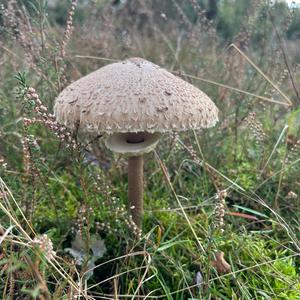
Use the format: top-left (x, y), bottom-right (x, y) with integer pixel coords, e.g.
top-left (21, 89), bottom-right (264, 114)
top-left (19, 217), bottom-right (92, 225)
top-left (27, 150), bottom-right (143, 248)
top-left (0, 0), bottom-right (300, 299)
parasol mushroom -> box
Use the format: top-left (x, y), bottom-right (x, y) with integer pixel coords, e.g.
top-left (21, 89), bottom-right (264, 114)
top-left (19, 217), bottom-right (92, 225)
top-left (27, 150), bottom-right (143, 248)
top-left (54, 57), bottom-right (218, 228)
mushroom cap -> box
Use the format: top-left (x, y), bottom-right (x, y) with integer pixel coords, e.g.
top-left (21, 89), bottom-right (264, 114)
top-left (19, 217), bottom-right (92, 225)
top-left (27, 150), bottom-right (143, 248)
top-left (54, 57), bottom-right (218, 133)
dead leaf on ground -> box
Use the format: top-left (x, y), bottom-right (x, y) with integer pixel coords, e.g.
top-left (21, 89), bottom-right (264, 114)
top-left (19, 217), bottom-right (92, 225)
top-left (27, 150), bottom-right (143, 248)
top-left (211, 251), bottom-right (231, 274)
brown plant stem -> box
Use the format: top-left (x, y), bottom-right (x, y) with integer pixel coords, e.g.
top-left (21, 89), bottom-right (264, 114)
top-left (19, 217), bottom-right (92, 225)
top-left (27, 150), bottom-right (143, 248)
top-left (24, 256), bottom-right (51, 300)
top-left (128, 155), bottom-right (144, 228)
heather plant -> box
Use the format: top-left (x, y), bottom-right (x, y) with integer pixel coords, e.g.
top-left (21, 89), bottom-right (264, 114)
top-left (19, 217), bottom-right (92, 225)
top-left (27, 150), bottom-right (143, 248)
top-left (0, 0), bottom-right (300, 299)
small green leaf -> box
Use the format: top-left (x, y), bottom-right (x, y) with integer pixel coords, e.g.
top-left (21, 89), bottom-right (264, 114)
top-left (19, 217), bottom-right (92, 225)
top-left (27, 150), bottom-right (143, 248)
top-left (233, 205), bottom-right (268, 218)
top-left (157, 240), bottom-right (189, 252)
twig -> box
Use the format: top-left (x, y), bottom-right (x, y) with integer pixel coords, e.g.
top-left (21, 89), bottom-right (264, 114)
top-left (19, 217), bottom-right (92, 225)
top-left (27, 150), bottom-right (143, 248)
top-left (229, 44), bottom-right (293, 106)
top-left (260, 124), bottom-right (289, 176)
top-left (24, 256), bottom-right (51, 300)
top-left (269, 12), bottom-right (300, 103)
top-left (73, 55), bottom-right (119, 62)
top-left (178, 72), bottom-right (289, 106)
top-left (154, 151), bottom-right (205, 253)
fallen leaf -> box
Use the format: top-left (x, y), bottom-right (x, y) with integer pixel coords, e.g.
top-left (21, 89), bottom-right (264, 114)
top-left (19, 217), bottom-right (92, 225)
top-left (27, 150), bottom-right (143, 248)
top-left (211, 251), bottom-right (231, 274)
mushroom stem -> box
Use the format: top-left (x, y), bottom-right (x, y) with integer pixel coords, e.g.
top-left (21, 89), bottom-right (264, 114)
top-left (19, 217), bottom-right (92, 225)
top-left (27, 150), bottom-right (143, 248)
top-left (128, 155), bottom-right (143, 228)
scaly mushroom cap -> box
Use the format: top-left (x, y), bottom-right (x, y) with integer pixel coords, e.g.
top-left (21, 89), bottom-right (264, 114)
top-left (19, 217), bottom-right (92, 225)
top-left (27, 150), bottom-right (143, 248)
top-left (54, 58), bottom-right (218, 134)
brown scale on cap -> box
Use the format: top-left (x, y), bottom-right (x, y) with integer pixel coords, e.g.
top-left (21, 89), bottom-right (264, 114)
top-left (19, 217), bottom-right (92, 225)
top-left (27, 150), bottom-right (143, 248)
top-left (54, 57), bottom-right (218, 134)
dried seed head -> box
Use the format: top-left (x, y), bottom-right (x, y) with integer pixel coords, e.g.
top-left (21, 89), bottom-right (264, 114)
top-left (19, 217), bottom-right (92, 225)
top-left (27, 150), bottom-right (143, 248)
top-left (213, 190), bottom-right (227, 231)
top-left (245, 112), bottom-right (266, 143)
top-left (32, 234), bottom-right (56, 260)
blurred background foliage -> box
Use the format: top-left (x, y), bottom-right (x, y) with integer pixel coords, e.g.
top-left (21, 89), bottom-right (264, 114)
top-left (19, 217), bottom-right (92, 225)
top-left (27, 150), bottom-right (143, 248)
top-left (0, 0), bottom-right (300, 299)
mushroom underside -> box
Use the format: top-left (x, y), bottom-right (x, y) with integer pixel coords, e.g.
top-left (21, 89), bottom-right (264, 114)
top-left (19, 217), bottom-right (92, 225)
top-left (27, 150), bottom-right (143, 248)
top-left (105, 132), bottom-right (161, 156)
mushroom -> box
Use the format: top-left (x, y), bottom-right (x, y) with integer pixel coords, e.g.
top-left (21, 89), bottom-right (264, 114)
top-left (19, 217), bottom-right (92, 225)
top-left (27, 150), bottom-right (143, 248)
top-left (54, 57), bottom-right (218, 228)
